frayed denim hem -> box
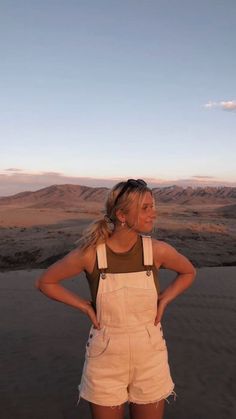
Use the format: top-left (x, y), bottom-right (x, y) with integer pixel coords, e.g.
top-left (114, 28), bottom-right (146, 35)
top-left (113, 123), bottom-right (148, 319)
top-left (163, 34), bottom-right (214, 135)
top-left (76, 384), bottom-right (127, 408)
top-left (164, 389), bottom-right (177, 404)
top-left (128, 389), bottom-right (177, 407)
top-left (76, 384), bottom-right (177, 408)
top-left (76, 384), bottom-right (81, 407)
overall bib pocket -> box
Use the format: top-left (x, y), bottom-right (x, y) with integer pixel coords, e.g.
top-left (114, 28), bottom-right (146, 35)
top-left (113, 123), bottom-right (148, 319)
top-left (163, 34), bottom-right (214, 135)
top-left (126, 287), bottom-right (157, 313)
top-left (101, 288), bottom-right (126, 325)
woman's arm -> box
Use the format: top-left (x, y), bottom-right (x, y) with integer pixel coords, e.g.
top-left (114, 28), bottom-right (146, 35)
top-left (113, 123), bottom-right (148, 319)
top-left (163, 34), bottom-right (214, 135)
top-left (35, 247), bottom-right (101, 329)
top-left (153, 240), bottom-right (196, 324)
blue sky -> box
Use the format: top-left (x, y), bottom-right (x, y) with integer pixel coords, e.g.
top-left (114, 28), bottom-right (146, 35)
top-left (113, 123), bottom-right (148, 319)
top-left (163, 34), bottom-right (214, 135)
top-left (0, 0), bottom-right (236, 195)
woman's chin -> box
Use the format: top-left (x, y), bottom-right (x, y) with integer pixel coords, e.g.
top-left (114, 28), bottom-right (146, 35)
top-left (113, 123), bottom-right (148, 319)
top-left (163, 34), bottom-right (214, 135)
top-left (139, 224), bottom-right (153, 234)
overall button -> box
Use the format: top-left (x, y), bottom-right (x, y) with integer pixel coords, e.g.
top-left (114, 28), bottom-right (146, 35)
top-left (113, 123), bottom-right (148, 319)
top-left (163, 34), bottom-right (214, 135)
top-left (86, 342), bottom-right (90, 347)
top-left (90, 334), bottom-right (93, 338)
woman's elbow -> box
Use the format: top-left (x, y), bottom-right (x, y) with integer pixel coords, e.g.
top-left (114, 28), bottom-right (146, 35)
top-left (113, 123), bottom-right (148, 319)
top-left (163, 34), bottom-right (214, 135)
top-left (190, 265), bottom-right (197, 280)
top-left (35, 278), bottom-right (43, 291)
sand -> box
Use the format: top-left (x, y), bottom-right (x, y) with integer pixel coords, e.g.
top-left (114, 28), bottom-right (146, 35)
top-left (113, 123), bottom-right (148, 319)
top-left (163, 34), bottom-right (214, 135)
top-left (1, 200), bottom-right (236, 271)
top-left (0, 267), bottom-right (236, 419)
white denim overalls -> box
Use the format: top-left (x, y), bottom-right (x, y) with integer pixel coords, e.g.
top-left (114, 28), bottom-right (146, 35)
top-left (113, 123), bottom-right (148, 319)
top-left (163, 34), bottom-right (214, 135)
top-left (77, 235), bottom-right (176, 407)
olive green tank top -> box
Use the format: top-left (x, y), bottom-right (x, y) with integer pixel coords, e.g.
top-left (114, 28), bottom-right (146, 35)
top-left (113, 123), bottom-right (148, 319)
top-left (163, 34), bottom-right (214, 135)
top-left (85, 235), bottom-right (160, 311)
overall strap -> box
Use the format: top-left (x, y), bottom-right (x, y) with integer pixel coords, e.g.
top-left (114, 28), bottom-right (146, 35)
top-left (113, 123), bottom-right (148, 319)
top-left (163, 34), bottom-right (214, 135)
top-left (141, 235), bottom-right (153, 275)
top-left (96, 243), bottom-right (107, 278)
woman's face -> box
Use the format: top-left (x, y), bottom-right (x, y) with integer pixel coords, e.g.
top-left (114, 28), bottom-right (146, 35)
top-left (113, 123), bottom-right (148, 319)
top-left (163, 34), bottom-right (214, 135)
top-left (125, 191), bottom-right (156, 233)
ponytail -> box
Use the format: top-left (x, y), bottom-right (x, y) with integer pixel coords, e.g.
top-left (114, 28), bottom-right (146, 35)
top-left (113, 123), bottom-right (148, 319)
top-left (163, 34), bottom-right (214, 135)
top-left (76, 215), bottom-right (115, 251)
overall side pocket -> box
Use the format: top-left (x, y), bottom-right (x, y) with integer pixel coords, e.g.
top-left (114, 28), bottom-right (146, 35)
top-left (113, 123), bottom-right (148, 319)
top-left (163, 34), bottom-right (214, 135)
top-left (145, 323), bottom-right (167, 351)
top-left (85, 329), bottom-right (110, 359)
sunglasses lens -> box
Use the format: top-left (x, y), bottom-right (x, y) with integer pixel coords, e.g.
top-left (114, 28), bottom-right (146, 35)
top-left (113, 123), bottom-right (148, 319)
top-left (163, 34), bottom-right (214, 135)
top-left (114, 179), bottom-right (147, 206)
top-left (127, 179), bottom-right (137, 185)
top-left (136, 179), bottom-right (147, 186)
top-left (127, 178), bottom-right (147, 187)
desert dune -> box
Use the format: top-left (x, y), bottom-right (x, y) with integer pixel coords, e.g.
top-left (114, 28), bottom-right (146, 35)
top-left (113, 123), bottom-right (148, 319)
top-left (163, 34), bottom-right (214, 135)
top-left (0, 267), bottom-right (235, 419)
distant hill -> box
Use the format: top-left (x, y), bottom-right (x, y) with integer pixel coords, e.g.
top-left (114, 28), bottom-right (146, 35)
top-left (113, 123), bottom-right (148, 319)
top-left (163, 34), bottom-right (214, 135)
top-left (0, 184), bottom-right (236, 208)
top-left (152, 185), bottom-right (236, 204)
top-left (0, 184), bottom-right (109, 209)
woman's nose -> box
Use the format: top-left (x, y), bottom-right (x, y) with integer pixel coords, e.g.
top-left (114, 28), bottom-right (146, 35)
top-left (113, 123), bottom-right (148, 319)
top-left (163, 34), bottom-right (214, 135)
top-left (151, 208), bottom-right (157, 219)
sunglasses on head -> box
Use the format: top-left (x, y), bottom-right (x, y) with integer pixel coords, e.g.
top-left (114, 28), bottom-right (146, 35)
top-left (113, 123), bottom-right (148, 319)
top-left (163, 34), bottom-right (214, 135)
top-left (114, 178), bottom-right (147, 206)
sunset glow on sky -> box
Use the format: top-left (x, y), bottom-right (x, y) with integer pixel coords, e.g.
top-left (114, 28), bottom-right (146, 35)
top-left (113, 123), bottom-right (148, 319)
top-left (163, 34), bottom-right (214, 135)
top-left (0, 0), bottom-right (235, 195)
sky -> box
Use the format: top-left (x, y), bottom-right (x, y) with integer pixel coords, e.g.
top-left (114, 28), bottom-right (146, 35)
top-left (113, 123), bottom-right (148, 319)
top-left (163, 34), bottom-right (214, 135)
top-left (0, 0), bottom-right (236, 196)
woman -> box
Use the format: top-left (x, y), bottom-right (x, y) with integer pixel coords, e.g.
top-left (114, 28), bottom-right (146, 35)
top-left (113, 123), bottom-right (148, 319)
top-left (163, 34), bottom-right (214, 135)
top-left (36, 179), bottom-right (196, 419)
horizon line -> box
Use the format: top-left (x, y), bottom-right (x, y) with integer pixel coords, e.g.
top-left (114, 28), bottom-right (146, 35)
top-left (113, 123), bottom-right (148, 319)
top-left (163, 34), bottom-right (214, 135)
top-left (0, 169), bottom-right (236, 197)
top-left (1, 180), bottom-right (236, 199)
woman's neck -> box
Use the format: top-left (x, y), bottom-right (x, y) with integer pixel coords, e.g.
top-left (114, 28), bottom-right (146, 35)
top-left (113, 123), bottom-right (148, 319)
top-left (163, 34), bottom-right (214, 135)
top-left (106, 229), bottom-right (139, 253)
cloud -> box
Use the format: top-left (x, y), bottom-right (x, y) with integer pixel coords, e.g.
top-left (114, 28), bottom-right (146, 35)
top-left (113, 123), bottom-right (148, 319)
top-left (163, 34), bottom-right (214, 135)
top-left (0, 170), bottom-right (110, 196)
top-left (191, 175), bottom-right (215, 179)
top-left (204, 100), bottom-right (236, 111)
top-left (220, 101), bottom-right (236, 111)
top-left (5, 168), bottom-right (23, 172)
top-left (164, 178), bottom-right (236, 187)
top-left (0, 169), bottom-right (236, 197)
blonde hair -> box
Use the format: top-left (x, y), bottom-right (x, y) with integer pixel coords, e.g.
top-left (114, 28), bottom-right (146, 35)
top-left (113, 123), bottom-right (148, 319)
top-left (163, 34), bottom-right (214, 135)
top-left (77, 180), bottom-right (153, 251)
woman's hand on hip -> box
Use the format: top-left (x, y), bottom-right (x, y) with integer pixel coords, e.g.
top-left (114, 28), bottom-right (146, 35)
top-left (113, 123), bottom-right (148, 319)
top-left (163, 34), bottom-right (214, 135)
top-left (80, 299), bottom-right (101, 330)
top-left (154, 294), bottom-right (168, 326)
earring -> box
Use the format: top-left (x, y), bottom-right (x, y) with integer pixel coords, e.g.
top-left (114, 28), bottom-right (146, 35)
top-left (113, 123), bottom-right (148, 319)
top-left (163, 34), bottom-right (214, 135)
top-left (121, 221), bottom-right (126, 228)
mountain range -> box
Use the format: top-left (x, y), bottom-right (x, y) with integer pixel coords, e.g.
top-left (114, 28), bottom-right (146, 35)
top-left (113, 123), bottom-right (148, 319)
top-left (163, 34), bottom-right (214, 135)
top-left (0, 184), bottom-right (236, 208)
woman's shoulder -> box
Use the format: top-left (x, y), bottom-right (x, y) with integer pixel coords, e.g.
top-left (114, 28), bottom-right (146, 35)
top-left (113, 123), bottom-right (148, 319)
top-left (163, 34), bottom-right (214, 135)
top-left (81, 245), bottom-right (97, 272)
top-left (138, 235), bottom-right (170, 262)
top-left (151, 238), bottom-right (174, 267)
top-left (151, 238), bottom-right (168, 250)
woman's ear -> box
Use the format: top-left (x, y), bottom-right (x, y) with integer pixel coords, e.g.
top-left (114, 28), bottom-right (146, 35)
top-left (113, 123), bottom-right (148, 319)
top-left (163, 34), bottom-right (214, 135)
top-left (115, 209), bottom-right (126, 224)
